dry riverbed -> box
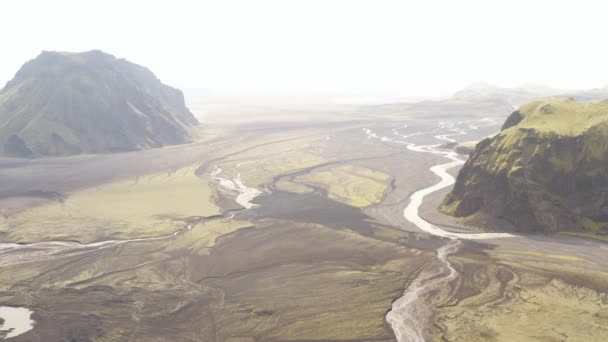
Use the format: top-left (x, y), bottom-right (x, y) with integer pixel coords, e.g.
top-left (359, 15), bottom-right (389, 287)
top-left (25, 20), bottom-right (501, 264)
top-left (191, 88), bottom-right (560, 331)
top-left (0, 117), bottom-right (607, 341)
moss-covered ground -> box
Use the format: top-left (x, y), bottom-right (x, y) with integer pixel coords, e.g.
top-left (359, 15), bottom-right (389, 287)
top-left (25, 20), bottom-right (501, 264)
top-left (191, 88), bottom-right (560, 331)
top-left (296, 165), bottom-right (391, 207)
top-left (0, 164), bottom-right (220, 243)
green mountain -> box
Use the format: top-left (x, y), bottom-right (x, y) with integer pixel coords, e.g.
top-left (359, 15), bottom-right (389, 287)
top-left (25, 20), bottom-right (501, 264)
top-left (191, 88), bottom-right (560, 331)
top-left (0, 50), bottom-right (198, 157)
top-left (442, 98), bottom-right (608, 234)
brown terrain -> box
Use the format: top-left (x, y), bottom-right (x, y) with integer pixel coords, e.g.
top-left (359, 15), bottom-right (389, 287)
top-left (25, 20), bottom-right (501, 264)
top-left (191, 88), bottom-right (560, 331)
top-left (0, 109), bottom-right (607, 341)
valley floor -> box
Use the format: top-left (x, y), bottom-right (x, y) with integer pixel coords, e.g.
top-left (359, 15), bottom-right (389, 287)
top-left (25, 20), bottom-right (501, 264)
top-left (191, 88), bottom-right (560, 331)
top-left (0, 115), bottom-right (607, 341)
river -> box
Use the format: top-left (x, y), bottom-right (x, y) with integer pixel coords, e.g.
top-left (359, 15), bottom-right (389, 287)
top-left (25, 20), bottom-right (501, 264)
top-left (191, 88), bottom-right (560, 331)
top-left (0, 306), bottom-right (35, 339)
top-left (0, 118), bottom-right (507, 340)
top-left (364, 118), bottom-right (515, 342)
top-left (0, 158), bottom-right (264, 339)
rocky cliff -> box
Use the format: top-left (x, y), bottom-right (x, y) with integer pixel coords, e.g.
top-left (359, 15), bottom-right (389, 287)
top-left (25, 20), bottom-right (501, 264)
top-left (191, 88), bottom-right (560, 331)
top-left (442, 98), bottom-right (608, 234)
top-left (0, 50), bottom-right (198, 157)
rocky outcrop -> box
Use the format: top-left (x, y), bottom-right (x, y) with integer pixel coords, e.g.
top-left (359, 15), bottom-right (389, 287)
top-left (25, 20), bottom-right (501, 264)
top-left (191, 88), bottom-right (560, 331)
top-left (442, 99), bottom-right (608, 234)
top-left (0, 50), bottom-right (198, 157)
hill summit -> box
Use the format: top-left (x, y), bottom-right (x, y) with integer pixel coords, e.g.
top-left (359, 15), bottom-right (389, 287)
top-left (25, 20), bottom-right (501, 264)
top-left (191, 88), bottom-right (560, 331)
top-left (0, 50), bottom-right (198, 157)
top-left (442, 98), bottom-right (608, 235)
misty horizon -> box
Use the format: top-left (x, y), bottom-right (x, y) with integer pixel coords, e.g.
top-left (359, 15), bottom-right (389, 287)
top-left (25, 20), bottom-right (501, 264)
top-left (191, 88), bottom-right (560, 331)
top-left (4, 0), bottom-right (608, 104)
top-left (12, 49), bottom-right (607, 106)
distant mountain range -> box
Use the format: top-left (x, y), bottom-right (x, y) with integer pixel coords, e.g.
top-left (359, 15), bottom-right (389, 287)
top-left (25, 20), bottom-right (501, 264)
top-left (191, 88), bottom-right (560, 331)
top-left (452, 83), bottom-right (563, 107)
top-left (362, 83), bottom-right (608, 119)
top-left (454, 82), bottom-right (608, 105)
top-left (0, 50), bottom-right (198, 157)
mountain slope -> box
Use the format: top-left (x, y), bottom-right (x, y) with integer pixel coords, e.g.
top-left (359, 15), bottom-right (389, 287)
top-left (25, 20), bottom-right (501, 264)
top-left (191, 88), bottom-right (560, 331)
top-left (442, 98), bottom-right (608, 234)
top-left (0, 50), bottom-right (198, 157)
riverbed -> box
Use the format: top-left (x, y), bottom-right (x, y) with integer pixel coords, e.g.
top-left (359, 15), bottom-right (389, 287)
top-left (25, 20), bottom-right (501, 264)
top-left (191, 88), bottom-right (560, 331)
top-left (1, 117), bottom-right (607, 341)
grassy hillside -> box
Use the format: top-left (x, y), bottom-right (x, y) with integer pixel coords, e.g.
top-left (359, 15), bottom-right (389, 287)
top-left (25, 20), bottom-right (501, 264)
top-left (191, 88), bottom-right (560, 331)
top-left (513, 99), bottom-right (608, 135)
top-left (442, 98), bottom-right (608, 234)
top-left (0, 50), bottom-right (198, 157)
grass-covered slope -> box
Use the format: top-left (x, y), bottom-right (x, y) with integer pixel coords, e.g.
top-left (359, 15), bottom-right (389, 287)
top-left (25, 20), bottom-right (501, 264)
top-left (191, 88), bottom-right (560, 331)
top-left (0, 50), bottom-right (198, 157)
top-left (442, 98), bottom-right (608, 234)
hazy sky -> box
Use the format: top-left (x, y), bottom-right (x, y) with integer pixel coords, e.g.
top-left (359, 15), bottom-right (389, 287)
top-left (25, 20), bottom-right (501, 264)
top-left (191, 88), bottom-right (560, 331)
top-left (3, 0), bottom-right (608, 102)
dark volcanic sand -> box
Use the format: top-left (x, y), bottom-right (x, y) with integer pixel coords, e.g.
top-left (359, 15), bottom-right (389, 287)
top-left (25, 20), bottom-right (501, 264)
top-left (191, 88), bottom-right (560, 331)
top-left (4, 116), bottom-right (608, 341)
top-left (246, 190), bottom-right (376, 236)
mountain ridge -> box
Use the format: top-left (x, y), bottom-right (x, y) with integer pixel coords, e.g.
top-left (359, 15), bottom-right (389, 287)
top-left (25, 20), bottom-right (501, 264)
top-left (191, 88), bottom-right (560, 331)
top-left (0, 50), bottom-right (198, 157)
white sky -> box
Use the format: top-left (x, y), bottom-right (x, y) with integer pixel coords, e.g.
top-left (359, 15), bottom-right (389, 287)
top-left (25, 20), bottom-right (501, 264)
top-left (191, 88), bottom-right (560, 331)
top-left (2, 0), bottom-right (608, 102)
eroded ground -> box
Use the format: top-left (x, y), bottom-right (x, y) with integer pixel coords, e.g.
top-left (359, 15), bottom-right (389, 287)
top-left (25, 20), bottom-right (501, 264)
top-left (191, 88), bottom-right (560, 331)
top-left (431, 240), bottom-right (608, 342)
top-left (1, 117), bottom-right (607, 341)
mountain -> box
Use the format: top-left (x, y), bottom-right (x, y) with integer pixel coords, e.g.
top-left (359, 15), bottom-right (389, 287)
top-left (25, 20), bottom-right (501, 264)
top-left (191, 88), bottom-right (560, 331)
top-left (558, 87), bottom-right (608, 102)
top-left (361, 84), bottom-right (561, 119)
top-left (442, 98), bottom-right (608, 235)
top-left (452, 83), bottom-right (563, 107)
top-left (0, 50), bottom-right (198, 157)
top-left (361, 96), bottom-right (515, 119)
top-left (361, 84), bottom-right (608, 120)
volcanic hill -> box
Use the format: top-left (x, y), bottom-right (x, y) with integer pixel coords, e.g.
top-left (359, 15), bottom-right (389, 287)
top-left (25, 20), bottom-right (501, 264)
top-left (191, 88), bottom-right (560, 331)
top-left (0, 50), bottom-right (198, 157)
top-left (442, 98), bottom-right (608, 235)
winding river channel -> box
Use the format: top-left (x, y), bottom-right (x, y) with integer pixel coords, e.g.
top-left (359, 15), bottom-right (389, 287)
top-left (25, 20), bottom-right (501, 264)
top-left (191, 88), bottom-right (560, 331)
top-left (364, 119), bottom-right (515, 342)
top-left (0, 118), bottom-right (510, 340)
top-left (0, 162), bottom-right (262, 339)
top-left (212, 165), bottom-right (263, 209)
